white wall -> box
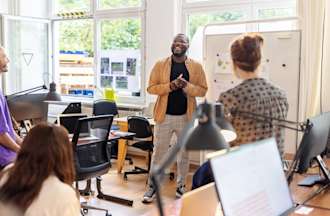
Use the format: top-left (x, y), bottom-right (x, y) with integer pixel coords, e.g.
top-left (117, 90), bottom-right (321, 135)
top-left (0, 1), bottom-right (9, 14)
top-left (17, 0), bottom-right (49, 18)
top-left (145, 0), bottom-right (182, 105)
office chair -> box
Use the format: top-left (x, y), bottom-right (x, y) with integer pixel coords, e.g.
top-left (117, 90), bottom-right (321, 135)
top-left (93, 99), bottom-right (133, 165)
top-left (73, 115), bottom-right (133, 216)
top-left (93, 100), bottom-right (118, 117)
top-left (123, 116), bottom-right (154, 180)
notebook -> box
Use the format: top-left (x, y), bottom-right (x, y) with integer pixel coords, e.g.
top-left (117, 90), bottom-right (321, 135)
top-left (180, 182), bottom-right (220, 216)
top-left (208, 138), bottom-right (294, 216)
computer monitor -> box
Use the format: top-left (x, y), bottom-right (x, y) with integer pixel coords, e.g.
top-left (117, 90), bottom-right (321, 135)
top-left (62, 102), bottom-right (81, 114)
top-left (289, 112), bottom-right (330, 186)
top-left (52, 102), bottom-right (82, 124)
top-left (57, 113), bottom-right (88, 135)
top-left (209, 138), bottom-right (294, 216)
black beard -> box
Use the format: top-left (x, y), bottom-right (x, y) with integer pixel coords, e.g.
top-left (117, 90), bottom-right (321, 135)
top-left (172, 50), bottom-right (186, 57)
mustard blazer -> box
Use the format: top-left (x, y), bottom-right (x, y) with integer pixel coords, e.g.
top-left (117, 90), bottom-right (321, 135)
top-left (147, 57), bottom-right (208, 123)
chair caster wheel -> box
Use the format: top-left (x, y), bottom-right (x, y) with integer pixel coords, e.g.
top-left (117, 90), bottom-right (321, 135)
top-left (83, 208), bottom-right (88, 214)
top-left (169, 173), bottom-right (175, 181)
top-left (123, 174), bottom-right (128, 180)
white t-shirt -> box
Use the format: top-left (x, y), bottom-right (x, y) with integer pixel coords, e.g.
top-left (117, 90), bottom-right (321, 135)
top-left (0, 174), bottom-right (80, 216)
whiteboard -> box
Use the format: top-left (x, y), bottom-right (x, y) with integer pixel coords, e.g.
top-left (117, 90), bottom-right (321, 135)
top-left (204, 30), bottom-right (301, 154)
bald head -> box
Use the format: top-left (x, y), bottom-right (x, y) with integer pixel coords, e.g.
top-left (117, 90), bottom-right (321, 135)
top-left (0, 47), bottom-right (9, 73)
top-left (174, 33), bottom-right (189, 44)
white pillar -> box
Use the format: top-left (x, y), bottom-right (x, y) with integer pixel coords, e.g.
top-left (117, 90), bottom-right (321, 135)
top-left (145, 0), bottom-right (181, 104)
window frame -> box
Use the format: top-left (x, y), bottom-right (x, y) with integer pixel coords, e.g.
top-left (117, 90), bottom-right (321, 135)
top-left (95, 0), bottom-right (143, 11)
top-left (0, 15), bottom-right (52, 94)
top-left (182, 4), bottom-right (253, 37)
top-left (182, 0), bottom-right (297, 39)
top-left (50, 0), bottom-right (146, 105)
top-left (252, 1), bottom-right (297, 19)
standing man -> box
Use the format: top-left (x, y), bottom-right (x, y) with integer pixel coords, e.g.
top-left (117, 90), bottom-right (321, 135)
top-left (0, 47), bottom-right (22, 168)
top-left (143, 33), bottom-right (208, 203)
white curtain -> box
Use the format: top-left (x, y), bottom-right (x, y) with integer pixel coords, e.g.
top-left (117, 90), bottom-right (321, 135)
top-left (298, 0), bottom-right (329, 119)
top-left (322, 2), bottom-right (330, 114)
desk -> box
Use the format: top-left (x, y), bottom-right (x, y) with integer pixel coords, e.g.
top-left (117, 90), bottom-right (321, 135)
top-left (73, 131), bottom-right (135, 146)
top-left (142, 173), bottom-right (330, 216)
top-left (114, 117), bottom-right (155, 173)
top-left (289, 172), bottom-right (330, 215)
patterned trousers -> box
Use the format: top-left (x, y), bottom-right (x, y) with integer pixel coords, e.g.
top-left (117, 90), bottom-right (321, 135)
top-left (148, 114), bottom-right (189, 187)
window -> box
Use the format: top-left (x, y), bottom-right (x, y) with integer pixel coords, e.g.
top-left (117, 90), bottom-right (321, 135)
top-left (185, 9), bottom-right (247, 62)
top-left (54, 0), bottom-right (90, 14)
top-left (54, 19), bottom-right (94, 97)
top-left (258, 8), bottom-right (295, 19)
top-left (254, 2), bottom-right (297, 32)
top-left (98, 0), bottom-right (142, 10)
top-left (187, 10), bottom-right (246, 39)
top-left (52, 0), bottom-right (145, 102)
top-left (98, 18), bottom-right (142, 97)
top-left (183, 0), bottom-right (297, 62)
top-left (2, 16), bottom-right (49, 94)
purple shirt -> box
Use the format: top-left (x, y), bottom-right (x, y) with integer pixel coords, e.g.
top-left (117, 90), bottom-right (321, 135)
top-left (0, 89), bottom-right (16, 166)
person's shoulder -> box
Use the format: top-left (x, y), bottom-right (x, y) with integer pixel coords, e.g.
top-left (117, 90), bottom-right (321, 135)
top-left (155, 57), bottom-right (171, 65)
top-left (266, 80), bottom-right (287, 98)
top-left (219, 88), bottom-right (236, 102)
top-left (223, 82), bottom-right (243, 95)
top-left (186, 57), bottom-right (202, 66)
top-left (26, 176), bottom-right (79, 216)
top-left (42, 176), bottom-right (76, 196)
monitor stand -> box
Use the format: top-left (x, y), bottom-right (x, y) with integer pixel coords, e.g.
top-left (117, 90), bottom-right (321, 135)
top-left (298, 175), bottom-right (327, 187)
top-left (298, 155), bottom-right (330, 187)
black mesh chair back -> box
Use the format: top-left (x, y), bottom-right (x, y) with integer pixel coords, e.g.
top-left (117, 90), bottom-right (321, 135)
top-left (93, 99), bottom-right (119, 116)
top-left (92, 99), bottom-right (133, 165)
top-left (72, 115), bottom-right (113, 181)
top-left (124, 116), bottom-right (154, 180)
top-left (72, 114), bottom-right (134, 209)
top-left (127, 116), bottom-right (153, 139)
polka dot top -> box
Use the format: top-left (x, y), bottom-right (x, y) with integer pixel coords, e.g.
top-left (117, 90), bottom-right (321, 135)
top-left (218, 77), bottom-right (289, 158)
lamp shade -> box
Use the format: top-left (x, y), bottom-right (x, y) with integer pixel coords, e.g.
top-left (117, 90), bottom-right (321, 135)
top-left (185, 102), bottom-right (229, 151)
top-left (45, 82), bottom-right (61, 101)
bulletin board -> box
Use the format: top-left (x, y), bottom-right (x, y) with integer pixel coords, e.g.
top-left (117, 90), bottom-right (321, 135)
top-left (204, 30), bottom-right (301, 154)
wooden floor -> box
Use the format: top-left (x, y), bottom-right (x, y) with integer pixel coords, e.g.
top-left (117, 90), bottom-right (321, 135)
top-left (80, 156), bottom-right (195, 216)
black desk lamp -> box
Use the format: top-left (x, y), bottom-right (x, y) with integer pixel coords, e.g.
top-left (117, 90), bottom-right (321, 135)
top-left (6, 83), bottom-right (61, 123)
top-left (45, 82), bottom-right (61, 101)
top-left (151, 101), bottom-right (233, 216)
top-left (6, 82), bottom-right (61, 101)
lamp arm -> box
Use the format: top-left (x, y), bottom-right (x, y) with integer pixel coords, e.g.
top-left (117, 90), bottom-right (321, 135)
top-left (6, 85), bottom-right (47, 100)
top-left (231, 109), bottom-right (308, 132)
top-left (151, 107), bottom-right (200, 216)
top-left (274, 123), bottom-right (306, 132)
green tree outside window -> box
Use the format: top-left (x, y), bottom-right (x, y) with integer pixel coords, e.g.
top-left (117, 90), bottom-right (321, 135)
top-left (188, 11), bottom-right (245, 39)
